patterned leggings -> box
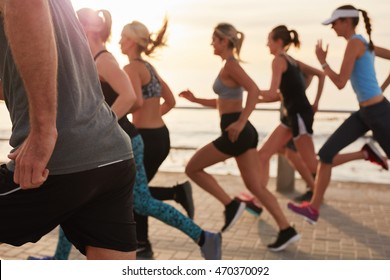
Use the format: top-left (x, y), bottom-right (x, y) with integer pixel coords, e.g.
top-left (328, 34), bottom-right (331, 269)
top-left (131, 134), bottom-right (202, 242)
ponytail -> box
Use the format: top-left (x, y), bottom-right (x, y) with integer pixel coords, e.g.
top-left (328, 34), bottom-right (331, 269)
top-left (358, 9), bottom-right (374, 51)
top-left (271, 25), bottom-right (301, 50)
top-left (145, 17), bottom-right (168, 56)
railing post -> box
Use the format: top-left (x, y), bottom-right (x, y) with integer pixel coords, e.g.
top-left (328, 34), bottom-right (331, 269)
top-left (276, 155), bottom-right (295, 192)
top-left (276, 103), bottom-right (295, 192)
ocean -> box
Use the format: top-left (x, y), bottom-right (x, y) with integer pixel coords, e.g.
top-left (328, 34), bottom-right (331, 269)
top-left (1, 103), bottom-right (389, 184)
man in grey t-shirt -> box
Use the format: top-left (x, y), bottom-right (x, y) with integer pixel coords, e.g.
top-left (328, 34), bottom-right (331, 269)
top-left (0, 0), bottom-right (137, 259)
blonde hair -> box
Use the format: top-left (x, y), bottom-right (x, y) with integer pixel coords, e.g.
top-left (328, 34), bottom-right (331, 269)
top-left (213, 23), bottom-right (245, 60)
top-left (77, 8), bottom-right (112, 42)
top-left (121, 18), bottom-right (168, 56)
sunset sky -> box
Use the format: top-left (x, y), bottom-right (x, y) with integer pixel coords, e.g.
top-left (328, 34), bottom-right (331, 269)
top-left (70, 0), bottom-right (390, 110)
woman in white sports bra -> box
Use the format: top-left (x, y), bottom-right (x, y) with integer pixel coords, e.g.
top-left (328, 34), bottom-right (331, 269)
top-left (180, 23), bottom-right (300, 252)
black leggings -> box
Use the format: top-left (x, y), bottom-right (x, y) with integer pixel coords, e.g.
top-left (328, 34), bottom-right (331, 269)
top-left (319, 98), bottom-right (390, 163)
top-left (134, 125), bottom-right (171, 243)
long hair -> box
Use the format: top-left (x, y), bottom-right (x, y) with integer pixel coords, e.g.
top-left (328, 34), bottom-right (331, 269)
top-left (337, 5), bottom-right (374, 51)
top-left (121, 18), bottom-right (168, 56)
top-left (271, 25), bottom-right (300, 51)
top-left (213, 23), bottom-right (245, 60)
top-left (77, 8), bottom-right (112, 43)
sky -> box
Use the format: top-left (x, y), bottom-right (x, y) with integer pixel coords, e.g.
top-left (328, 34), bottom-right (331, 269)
top-left (69, 0), bottom-right (390, 110)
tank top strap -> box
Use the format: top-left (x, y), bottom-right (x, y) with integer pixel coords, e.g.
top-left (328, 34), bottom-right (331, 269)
top-left (93, 49), bottom-right (109, 61)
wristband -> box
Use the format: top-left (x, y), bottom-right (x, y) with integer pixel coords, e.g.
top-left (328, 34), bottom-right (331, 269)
top-left (321, 62), bottom-right (329, 70)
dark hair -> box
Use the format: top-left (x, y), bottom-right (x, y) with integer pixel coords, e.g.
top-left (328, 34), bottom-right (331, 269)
top-left (337, 5), bottom-right (374, 51)
top-left (271, 25), bottom-right (300, 50)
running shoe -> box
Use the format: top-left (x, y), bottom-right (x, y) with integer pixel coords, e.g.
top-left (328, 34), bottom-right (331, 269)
top-left (287, 202), bottom-right (319, 224)
top-left (234, 194), bottom-right (263, 216)
top-left (361, 143), bottom-right (389, 170)
top-left (267, 226), bottom-right (300, 252)
top-left (174, 181), bottom-right (195, 219)
top-left (0, 164), bottom-right (21, 196)
top-left (136, 241), bottom-right (154, 259)
top-left (293, 190), bottom-right (313, 202)
top-left (27, 255), bottom-right (56, 260)
top-left (200, 231), bottom-right (222, 260)
top-left (221, 199), bottom-right (246, 232)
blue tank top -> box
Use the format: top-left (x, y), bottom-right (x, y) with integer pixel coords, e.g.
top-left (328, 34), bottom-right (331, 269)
top-left (350, 34), bottom-right (382, 102)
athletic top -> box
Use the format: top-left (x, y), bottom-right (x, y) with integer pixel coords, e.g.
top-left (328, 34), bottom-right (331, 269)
top-left (350, 34), bottom-right (382, 102)
top-left (213, 77), bottom-right (243, 100)
top-left (0, 0), bottom-right (133, 174)
top-left (133, 59), bottom-right (162, 99)
top-left (279, 55), bottom-right (312, 114)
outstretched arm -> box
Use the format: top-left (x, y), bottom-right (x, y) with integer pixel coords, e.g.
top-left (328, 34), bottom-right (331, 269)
top-left (298, 60), bottom-right (325, 113)
top-left (374, 46), bottom-right (390, 60)
top-left (96, 53), bottom-right (136, 119)
top-left (179, 90), bottom-right (217, 108)
top-left (381, 72), bottom-right (390, 92)
top-left (3, 0), bottom-right (58, 189)
top-left (316, 39), bottom-right (362, 90)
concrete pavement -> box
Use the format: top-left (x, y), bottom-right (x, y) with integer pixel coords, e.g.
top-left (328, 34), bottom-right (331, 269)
top-left (1, 171), bottom-right (389, 260)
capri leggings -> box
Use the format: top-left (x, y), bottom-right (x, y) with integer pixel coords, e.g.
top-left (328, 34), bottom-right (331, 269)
top-left (131, 134), bottom-right (202, 242)
top-left (138, 126), bottom-right (170, 181)
top-left (319, 97), bottom-right (390, 164)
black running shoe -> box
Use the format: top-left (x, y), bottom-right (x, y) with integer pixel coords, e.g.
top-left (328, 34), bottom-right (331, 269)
top-left (293, 190), bottom-right (313, 202)
top-left (0, 164), bottom-right (21, 196)
top-left (174, 181), bottom-right (195, 219)
top-left (234, 196), bottom-right (263, 217)
top-left (221, 199), bottom-right (246, 232)
top-left (267, 226), bottom-right (300, 252)
top-left (136, 241), bottom-right (154, 259)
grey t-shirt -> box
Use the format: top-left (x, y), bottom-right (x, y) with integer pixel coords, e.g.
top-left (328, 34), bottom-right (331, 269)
top-left (0, 0), bottom-right (133, 174)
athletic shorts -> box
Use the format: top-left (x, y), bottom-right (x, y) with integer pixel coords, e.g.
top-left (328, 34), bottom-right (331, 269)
top-left (213, 112), bottom-right (258, 157)
top-left (281, 109), bottom-right (314, 138)
top-left (0, 159), bottom-right (137, 255)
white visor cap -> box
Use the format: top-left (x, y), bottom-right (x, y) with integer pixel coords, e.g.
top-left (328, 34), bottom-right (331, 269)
top-left (322, 9), bottom-right (359, 25)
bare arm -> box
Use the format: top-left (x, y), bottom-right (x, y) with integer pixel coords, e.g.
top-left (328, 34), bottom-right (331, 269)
top-left (158, 77), bottom-right (176, 116)
top-left (374, 46), bottom-right (390, 59)
top-left (3, 0), bottom-right (58, 188)
top-left (297, 60), bottom-right (325, 112)
top-left (0, 80), bottom-right (3, 100)
top-left (123, 64), bottom-right (144, 112)
top-left (258, 56), bottom-right (285, 103)
top-left (178, 90), bottom-right (217, 108)
top-left (223, 60), bottom-right (259, 142)
top-left (316, 39), bottom-right (362, 89)
top-left (96, 54), bottom-right (136, 119)
top-left (381, 72), bottom-right (390, 92)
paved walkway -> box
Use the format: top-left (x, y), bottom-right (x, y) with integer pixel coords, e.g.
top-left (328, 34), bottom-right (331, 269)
top-left (1, 171), bottom-right (389, 260)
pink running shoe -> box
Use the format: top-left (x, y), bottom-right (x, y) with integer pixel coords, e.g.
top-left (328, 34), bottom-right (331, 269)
top-left (361, 143), bottom-right (389, 170)
top-left (287, 202), bottom-right (319, 224)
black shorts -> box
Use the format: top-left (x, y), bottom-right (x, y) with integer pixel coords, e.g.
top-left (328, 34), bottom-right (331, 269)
top-left (0, 159), bottom-right (137, 255)
top-left (213, 112), bottom-right (258, 157)
top-left (281, 109), bottom-right (314, 138)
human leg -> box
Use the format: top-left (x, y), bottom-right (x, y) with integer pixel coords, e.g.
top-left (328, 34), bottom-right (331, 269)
top-left (257, 124), bottom-right (292, 187)
top-left (236, 149), bottom-right (300, 251)
top-left (149, 181), bottom-right (194, 219)
top-left (185, 143), bottom-right (232, 205)
top-left (136, 127), bottom-right (171, 256)
top-left (1, 160), bottom-right (137, 259)
top-left (288, 111), bottom-right (370, 223)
